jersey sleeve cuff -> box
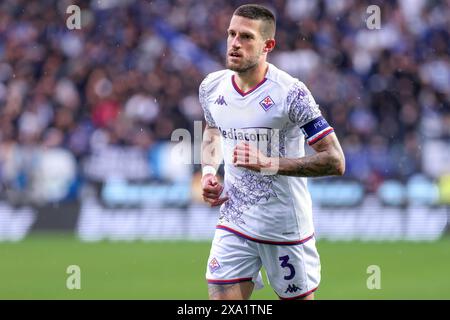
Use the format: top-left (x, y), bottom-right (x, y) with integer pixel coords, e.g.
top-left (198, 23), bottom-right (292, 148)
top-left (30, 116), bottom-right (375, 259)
top-left (306, 127), bottom-right (334, 145)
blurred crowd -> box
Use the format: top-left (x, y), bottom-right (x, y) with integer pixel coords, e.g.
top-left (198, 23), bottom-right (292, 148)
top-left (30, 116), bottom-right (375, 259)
top-left (0, 0), bottom-right (449, 202)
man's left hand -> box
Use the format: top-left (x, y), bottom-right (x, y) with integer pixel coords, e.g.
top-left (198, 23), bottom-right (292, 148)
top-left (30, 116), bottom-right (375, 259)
top-left (232, 143), bottom-right (273, 172)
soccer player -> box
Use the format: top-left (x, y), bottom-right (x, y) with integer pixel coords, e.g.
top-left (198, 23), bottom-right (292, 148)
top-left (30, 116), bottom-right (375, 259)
top-left (200, 4), bottom-right (345, 300)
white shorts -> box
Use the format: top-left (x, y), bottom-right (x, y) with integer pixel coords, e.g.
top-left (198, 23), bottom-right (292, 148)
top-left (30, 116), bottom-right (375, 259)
top-left (205, 228), bottom-right (321, 299)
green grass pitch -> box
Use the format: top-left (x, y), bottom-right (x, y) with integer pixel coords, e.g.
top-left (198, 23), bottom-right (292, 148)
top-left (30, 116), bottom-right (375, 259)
top-left (0, 234), bottom-right (449, 299)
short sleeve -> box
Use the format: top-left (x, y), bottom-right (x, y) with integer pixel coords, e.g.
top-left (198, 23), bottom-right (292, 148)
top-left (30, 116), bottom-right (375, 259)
top-left (287, 81), bottom-right (334, 145)
top-left (199, 78), bottom-right (217, 127)
top-left (287, 81), bottom-right (321, 127)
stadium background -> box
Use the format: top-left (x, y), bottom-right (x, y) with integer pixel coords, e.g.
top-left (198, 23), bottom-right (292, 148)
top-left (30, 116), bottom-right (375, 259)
top-left (0, 0), bottom-right (449, 299)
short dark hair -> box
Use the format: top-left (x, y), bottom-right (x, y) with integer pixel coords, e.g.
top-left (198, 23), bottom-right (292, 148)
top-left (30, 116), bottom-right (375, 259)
top-left (233, 4), bottom-right (276, 39)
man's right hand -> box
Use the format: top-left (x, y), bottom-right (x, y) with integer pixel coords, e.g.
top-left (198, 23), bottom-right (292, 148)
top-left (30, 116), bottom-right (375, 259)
top-left (201, 174), bottom-right (229, 207)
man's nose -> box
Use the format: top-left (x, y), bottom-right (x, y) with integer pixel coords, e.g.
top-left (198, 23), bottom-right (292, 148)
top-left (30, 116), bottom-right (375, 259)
top-left (231, 36), bottom-right (241, 49)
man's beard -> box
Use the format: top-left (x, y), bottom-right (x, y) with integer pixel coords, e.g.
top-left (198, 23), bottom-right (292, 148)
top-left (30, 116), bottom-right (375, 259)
top-left (226, 56), bottom-right (259, 73)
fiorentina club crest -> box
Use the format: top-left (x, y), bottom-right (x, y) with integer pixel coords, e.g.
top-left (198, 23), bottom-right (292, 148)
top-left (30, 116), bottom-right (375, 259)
top-left (259, 95), bottom-right (275, 111)
top-left (209, 257), bottom-right (221, 274)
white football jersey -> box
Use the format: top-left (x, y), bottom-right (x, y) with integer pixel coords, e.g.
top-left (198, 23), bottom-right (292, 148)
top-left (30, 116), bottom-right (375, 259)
top-left (200, 63), bottom-right (334, 244)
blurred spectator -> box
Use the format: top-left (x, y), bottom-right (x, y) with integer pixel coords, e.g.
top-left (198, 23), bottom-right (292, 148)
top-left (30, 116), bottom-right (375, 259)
top-left (0, 0), bottom-right (449, 202)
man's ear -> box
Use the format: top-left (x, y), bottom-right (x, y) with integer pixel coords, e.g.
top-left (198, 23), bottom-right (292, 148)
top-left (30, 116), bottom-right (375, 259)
top-left (264, 39), bottom-right (276, 53)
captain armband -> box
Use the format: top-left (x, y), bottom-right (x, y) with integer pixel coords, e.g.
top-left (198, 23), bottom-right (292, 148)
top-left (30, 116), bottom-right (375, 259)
top-left (300, 116), bottom-right (334, 145)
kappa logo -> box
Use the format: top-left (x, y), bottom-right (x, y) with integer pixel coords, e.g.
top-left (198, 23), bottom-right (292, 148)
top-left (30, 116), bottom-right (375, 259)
top-left (259, 95), bottom-right (275, 111)
top-left (284, 284), bottom-right (301, 294)
top-left (209, 257), bottom-right (221, 274)
top-left (214, 95), bottom-right (228, 106)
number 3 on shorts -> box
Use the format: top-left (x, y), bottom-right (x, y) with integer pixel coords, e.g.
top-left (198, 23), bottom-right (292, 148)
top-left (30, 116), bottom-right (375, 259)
top-left (279, 255), bottom-right (295, 280)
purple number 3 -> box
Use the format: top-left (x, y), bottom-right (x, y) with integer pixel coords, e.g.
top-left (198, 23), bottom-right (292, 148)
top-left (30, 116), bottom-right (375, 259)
top-left (279, 255), bottom-right (295, 280)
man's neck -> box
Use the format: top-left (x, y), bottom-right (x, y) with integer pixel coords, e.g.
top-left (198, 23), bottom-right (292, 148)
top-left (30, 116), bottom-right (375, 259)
top-left (234, 62), bottom-right (268, 92)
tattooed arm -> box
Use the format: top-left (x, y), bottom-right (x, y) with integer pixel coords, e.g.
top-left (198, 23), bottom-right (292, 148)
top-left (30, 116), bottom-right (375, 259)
top-left (233, 132), bottom-right (345, 177)
top-left (276, 132), bottom-right (345, 177)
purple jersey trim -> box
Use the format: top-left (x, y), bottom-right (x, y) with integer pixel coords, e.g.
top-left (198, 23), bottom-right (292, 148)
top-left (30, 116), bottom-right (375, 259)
top-left (216, 225), bottom-right (314, 246)
top-left (207, 277), bottom-right (253, 285)
top-left (277, 286), bottom-right (319, 300)
top-left (231, 75), bottom-right (268, 97)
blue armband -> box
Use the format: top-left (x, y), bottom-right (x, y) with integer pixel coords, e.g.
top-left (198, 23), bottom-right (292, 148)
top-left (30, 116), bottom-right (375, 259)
top-left (300, 116), bottom-right (334, 145)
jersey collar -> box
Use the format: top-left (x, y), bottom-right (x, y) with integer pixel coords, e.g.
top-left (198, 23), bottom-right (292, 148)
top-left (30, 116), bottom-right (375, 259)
top-left (231, 65), bottom-right (270, 97)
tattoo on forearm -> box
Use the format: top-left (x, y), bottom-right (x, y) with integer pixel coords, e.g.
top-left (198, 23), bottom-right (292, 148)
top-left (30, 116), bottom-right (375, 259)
top-left (277, 152), bottom-right (341, 177)
top-left (275, 133), bottom-right (345, 177)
